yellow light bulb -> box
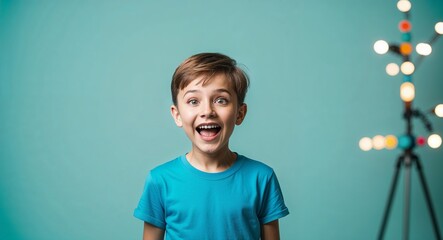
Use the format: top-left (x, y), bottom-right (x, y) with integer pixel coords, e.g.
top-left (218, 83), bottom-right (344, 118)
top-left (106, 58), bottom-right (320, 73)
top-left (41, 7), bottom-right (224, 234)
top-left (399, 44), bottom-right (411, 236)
top-left (385, 135), bottom-right (398, 149)
top-left (416, 43), bottom-right (432, 56)
top-left (386, 63), bottom-right (400, 76)
top-left (400, 42), bottom-right (413, 55)
top-left (428, 134), bottom-right (442, 149)
top-left (373, 135), bottom-right (386, 150)
top-left (374, 40), bottom-right (389, 54)
top-left (400, 61), bottom-right (415, 75)
top-left (397, 0), bottom-right (411, 12)
top-left (400, 82), bottom-right (415, 102)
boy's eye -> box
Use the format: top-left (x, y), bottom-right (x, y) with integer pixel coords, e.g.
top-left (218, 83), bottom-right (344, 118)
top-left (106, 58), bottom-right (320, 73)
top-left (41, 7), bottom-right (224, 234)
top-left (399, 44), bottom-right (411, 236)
top-left (215, 97), bottom-right (228, 105)
top-left (187, 99), bottom-right (199, 105)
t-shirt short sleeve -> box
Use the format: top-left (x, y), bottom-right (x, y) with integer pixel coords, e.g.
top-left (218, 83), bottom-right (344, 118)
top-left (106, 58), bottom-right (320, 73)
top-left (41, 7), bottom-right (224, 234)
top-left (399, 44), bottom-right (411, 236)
top-left (133, 172), bottom-right (166, 229)
top-left (258, 171), bottom-right (289, 224)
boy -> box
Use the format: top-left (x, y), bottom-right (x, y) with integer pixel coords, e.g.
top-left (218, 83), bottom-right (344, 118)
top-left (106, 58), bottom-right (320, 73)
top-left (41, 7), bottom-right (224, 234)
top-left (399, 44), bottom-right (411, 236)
top-left (134, 53), bottom-right (289, 240)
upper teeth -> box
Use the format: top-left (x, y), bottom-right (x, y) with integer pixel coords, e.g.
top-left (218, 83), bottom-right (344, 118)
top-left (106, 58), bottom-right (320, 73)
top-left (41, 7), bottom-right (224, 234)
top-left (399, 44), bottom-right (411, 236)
top-left (199, 125), bottom-right (218, 129)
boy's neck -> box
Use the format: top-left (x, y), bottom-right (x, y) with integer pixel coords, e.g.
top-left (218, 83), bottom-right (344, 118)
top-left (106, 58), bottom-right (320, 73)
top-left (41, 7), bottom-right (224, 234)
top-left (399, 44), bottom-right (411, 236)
top-left (186, 149), bottom-right (237, 173)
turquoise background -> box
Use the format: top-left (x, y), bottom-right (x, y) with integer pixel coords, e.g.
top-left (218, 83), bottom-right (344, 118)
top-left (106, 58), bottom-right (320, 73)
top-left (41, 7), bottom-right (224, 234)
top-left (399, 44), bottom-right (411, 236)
top-left (1, 0), bottom-right (442, 239)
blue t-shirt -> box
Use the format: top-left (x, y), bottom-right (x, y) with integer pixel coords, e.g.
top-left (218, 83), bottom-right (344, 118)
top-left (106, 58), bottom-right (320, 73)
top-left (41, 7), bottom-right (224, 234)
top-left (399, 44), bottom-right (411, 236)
top-left (134, 154), bottom-right (289, 240)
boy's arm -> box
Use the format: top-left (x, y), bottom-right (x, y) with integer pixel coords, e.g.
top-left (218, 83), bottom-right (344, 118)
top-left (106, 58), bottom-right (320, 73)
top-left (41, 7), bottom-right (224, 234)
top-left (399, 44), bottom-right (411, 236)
top-left (261, 220), bottom-right (280, 240)
top-left (143, 222), bottom-right (165, 240)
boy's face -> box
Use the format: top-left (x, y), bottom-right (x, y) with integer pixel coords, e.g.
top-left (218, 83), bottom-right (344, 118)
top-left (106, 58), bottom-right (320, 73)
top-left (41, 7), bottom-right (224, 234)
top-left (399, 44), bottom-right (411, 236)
top-left (171, 74), bottom-right (247, 156)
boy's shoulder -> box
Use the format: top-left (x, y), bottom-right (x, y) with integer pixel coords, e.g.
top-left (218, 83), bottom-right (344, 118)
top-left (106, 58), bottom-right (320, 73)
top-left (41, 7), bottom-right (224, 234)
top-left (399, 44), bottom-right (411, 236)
top-left (148, 155), bottom-right (183, 176)
top-left (238, 154), bottom-right (275, 175)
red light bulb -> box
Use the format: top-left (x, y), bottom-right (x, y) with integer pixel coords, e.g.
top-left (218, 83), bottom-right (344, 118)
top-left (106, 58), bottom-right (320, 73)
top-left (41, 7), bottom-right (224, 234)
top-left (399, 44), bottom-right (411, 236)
top-left (399, 20), bottom-right (412, 32)
top-left (417, 136), bottom-right (426, 146)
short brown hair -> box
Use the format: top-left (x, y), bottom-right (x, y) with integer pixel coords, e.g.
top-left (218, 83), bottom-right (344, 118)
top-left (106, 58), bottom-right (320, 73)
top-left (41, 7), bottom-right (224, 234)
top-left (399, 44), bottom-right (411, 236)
top-left (171, 53), bottom-right (250, 106)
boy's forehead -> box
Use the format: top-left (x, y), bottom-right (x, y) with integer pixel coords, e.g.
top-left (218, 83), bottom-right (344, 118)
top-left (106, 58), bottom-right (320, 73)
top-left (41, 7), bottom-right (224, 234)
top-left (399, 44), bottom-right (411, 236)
top-left (180, 74), bottom-right (234, 92)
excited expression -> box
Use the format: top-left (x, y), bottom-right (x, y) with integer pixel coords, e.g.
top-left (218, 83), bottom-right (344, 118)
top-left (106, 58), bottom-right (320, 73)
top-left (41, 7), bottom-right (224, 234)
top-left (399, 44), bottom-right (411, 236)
top-left (171, 74), bottom-right (247, 157)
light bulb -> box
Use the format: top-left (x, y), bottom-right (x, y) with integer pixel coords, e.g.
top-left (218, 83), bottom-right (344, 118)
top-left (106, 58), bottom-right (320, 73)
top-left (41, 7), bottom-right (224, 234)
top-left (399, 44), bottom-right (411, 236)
top-left (399, 20), bottom-right (412, 32)
top-left (398, 135), bottom-right (413, 149)
top-left (397, 0), bottom-right (411, 12)
top-left (400, 42), bottom-right (412, 55)
top-left (417, 136), bottom-right (426, 146)
top-left (400, 82), bottom-right (415, 102)
top-left (435, 104), bottom-right (443, 117)
top-left (400, 61), bottom-right (415, 75)
top-left (428, 134), bottom-right (442, 149)
top-left (402, 33), bottom-right (411, 42)
top-left (359, 137), bottom-right (373, 151)
top-left (386, 63), bottom-right (400, 76)
top-left (416, 43), bottom-right (432, 56)
top-left (373, 135), bottom-right (386, 150)
top-left (374, 40), bottom-right (389, 54)
top-left (385, 135), bottom-right (398, 149)
top-left (435, 22), bottom-right (443, 35)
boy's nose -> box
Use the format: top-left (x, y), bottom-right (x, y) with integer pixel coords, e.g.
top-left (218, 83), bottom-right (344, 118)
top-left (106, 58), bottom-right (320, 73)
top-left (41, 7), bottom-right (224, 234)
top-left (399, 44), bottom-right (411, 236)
top-left (200, 102), bottom-right (216, 118)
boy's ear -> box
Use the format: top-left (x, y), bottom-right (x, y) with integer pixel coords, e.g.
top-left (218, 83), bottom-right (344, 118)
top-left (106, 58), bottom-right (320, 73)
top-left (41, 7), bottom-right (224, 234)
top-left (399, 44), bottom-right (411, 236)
top-left (170, 105), bottom-right (183, 127)
top-left (235, 103), bottom-right (247, 125)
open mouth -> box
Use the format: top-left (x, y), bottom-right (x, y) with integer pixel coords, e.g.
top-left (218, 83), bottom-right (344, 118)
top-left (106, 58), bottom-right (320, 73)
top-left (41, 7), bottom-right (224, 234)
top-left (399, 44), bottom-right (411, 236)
top-left (196, 124), bottom-right (221, 137)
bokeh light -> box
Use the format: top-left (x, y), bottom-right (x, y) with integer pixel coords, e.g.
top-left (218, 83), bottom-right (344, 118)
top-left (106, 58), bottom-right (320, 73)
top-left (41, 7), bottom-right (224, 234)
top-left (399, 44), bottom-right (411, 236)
top-left (374, 40), bottom-right (389, 54)
top-left (434, 104), bottom-right (443, 117)
top-left (398, 135), bottom-right (413, 149)
top-left (399, 20), bottom-right (412, 32)
top-left (400, 61), bottom-right (415, 75)
top-left (386, 63), bottom-right (400, 76)
top-left (359, 137), bottom-right (373, 151)
top-left (417, 136), bottom-right (426, 146)
top-left (397, 0), bottom-right (411, 12)
top-left (435, 22), bottom-right (443, 34)
top-left (373, 135), bottom-right (386, 150)
top-left (400, 82), bottom-right (415, 102)
top-left (400, 42), bottom-right (412, 55)
top-left (416, 43), bottom-right (432, 56)
top-left (428, 134), bottom-right (442, 149)
top-left (385, 135), bottom-right (398, 149)
top-left (402, 33), bottom-right (411, 42)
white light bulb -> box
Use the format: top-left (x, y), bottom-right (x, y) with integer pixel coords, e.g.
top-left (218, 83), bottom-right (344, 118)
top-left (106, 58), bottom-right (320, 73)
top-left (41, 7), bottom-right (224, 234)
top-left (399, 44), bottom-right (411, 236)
top-left (400, 61), bottom-right (415, 75)
top-left (359, 137), bottom-right (373, 151)
top-left (416, 43), bottom-right (432, 56)
top-left (435, 104), bottom-right (443, 117)
top-left (428, 134), bottom-right (442, 149)
top-left (374, 40), bottom-right (389, 54)
top-left (397, 0), bottom-right (411, 12)
top-left (400, 82), bottom-right (415, 102)
top-left (435, 22), bottom-right (443, 35)
top-left (386, 63), bottom-right (400, 76)
top-left (373, 135), bottom-right (386, 150)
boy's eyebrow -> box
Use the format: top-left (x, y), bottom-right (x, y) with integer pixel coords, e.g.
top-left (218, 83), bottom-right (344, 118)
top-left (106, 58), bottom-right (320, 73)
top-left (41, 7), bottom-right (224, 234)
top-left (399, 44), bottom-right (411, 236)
top-left (182, 88), bottom-right (232, 98)
top-left (214, 88), bottom-right (232, 96)
top-left (183, 89), bottom-right (199, 98)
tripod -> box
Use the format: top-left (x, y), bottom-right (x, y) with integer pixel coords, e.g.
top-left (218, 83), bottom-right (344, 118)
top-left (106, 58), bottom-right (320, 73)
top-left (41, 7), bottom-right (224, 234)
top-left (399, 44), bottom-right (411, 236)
top-left (377, 143), bottom-right (442, 239)
top-left (370, 2), bottom-right (443, 238)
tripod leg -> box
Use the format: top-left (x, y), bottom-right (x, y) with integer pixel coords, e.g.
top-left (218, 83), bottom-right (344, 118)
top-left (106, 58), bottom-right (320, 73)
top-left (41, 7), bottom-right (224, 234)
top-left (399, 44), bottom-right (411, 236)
top-left (414, 156), bottom-right (442, 240)
top-left (403, 157), bottom-right (412, 240)
top-left (378, 156), bottom-right (403, 240)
